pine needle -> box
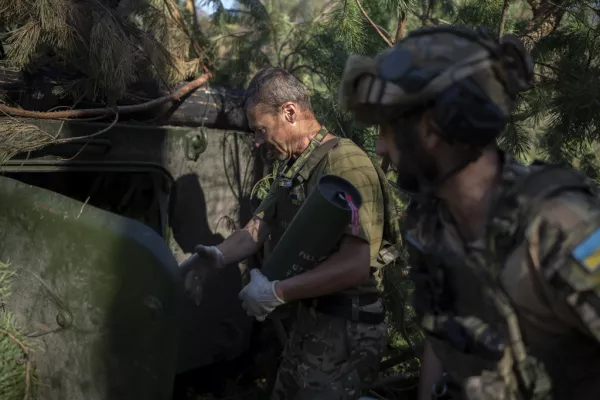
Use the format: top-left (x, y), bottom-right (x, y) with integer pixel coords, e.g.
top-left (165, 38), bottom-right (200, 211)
top-left (0, 0), bottom-right (204, 103)
top-left (0, 118), bottom-right (56, 164)
top-left (0, 262), bottom-right (39, 400)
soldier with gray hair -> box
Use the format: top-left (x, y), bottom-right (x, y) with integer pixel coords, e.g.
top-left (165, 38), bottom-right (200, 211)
top-left (181, 67), bottom-right (400, 399)
top-left (340, 25), bottom-right (600, 400)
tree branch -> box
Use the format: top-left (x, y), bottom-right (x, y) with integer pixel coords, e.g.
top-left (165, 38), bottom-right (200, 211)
top-left (0, 74), bottom-right (212, 120)
top-left (163, 0), bottom-right (211, 72)
top-left (0, 328), bottom-right (32, 400)
top-left (394, 10), bottom-right (407, 43)
top-left (355, 0), bottom-right (394, 47)
top-left (377, 9), bottom-right (409, 173)
top-left (498, 0), bottom-right (511, 39)
top-left (420, 0), bottom-right (437, 26)
top-left (535, 61), bottom-right (579, 80)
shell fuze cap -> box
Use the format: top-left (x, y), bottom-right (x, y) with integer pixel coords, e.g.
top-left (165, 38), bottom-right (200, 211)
top-left (339, 25), bottom-right (533, 130)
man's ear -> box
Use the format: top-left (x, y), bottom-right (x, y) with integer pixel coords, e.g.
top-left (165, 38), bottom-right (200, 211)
top-left (281, 102), bottom-right (297, 124)
top-left (419, 110), bottom-right (442, 151)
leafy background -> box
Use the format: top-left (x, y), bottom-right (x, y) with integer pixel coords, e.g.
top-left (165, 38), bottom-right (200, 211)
top-left (1, 0), bottom-right (599, 398)
top-left (192, 1), bottom-right (600, 397)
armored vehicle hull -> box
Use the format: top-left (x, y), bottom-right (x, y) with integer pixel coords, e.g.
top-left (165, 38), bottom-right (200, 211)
top-left (0, 78), bottom-right (262, 399)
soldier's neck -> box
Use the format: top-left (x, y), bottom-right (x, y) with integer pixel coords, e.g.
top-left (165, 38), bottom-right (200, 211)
top-left (437, 148), bottom-right (501, 242)
top-left (290, 120), bottom-right (325, 158)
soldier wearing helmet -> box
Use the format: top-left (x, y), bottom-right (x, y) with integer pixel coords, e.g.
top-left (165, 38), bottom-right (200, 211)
top-left (340, 25), bottom-right (600, 400)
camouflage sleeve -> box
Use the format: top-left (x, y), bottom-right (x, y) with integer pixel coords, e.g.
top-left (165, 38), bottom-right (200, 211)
top-left (526, 191), bottom-right (600, 342)
top-left (323, 140), bottom-right (384, 264)
top-left (253, 181), bottom-right (277, 224)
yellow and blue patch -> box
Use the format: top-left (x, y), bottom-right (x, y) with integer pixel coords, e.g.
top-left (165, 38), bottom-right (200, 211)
top-left (290, 193), bottom-right (300, 205)
top-left (572, 228), bottom-right (600, 274)
top-left (289, 186), bottom-right (305, 205)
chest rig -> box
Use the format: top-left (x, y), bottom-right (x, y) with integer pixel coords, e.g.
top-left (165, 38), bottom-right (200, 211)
top-left (268, 127), bottom-right (340, 249)
top-left (269, 129), bottom-right (402, 270)
top-left (406, 156), bottom-right (598, 399)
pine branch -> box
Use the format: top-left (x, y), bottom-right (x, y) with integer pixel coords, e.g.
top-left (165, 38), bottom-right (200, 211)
top-left (0, 327), bottom-right (32, 400)
top-left (162, 0), bottom-right (212, 73)
top-left (395, 10), bottom-right (407, 42)
top-left (535, 61), bottom-right (579, 79)
top-left (498, 0), bottom-right (511, 39)
top-left (355, 0), bottom-right (394, 47)
top-left (0, 73), bottom-right (212, 120)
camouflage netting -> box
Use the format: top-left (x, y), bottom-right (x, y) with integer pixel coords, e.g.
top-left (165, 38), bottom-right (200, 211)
top-left (0, 262), bottom-right (38, 400)
top-left (0, 0), bottom-right (208, 163)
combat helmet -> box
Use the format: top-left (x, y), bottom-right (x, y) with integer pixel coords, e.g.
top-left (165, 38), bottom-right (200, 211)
top-left (339, 24), bottom-right (533, 156)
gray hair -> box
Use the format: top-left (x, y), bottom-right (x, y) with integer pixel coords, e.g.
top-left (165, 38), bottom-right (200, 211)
top-left (244, 67), bottom-right (312, 114)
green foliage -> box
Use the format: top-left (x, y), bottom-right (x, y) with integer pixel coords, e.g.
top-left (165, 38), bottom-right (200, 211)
top-left (250, 160), bottom-right (281, 201)
top-left (0, 0), bottom-right (209, 103)
top-left (204, 0), bottom-right (600, 381)
top-left (451, 0), bottom-right (600, 177)
top-left (0, 262), bottom-right (38, 400)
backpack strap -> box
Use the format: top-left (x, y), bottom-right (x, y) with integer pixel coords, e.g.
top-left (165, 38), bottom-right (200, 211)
top-left (295, 135), bottom-right (402, 267)
top-left (483, 161), bottom-right (597, 398)
top-left (276, 127), bottom-right (337, 187)
top-left (295, 136), bottom-right (341, 184)
top-left (488, 160), bottom-right (597, 275)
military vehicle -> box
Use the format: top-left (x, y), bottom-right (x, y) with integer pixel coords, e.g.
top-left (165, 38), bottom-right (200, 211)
top-left (0, 68), bottom-right (265, 399)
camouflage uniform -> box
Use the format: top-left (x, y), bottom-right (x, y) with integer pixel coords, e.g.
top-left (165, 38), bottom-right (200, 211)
top-left (405, 153), bottom-right (600, 400)
top-left (254, 128), bottom-right (390, 399)
top-left (336, 25), bottom-right (600, 400)
top-left (271, 303), bottom-right (387, 400)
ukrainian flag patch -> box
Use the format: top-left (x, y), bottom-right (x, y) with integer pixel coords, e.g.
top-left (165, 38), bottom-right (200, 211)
top-left (290, 193), bottom-right (300, 205)
top-left (572, 228), bottom-right (600, 274)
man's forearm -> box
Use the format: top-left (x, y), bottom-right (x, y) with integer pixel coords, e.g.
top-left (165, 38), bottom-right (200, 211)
top-left (216, 216), bottom-right (270, 264)
top-left (274, 235), bottom-right (370, 302)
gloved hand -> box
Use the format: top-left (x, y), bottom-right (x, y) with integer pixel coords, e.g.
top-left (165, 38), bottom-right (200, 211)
top-left (179, 245), bottom-right (225, 306)
top-left (238, 269), bottom-right (285, 321)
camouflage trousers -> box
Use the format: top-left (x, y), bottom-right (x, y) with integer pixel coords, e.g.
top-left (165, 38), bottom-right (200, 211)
top-left (271, 302), bottom-right (388, 400)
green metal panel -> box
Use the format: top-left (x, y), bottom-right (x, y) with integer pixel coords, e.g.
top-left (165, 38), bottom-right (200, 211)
top-left (0, 176), bottom-right (181, 400)
top-left (261, 174), bottom-right (363, 281)
top-left (0, 118), bottom-right (255, 374)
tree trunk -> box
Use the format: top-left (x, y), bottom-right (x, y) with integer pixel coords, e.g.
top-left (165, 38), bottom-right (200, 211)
top-left (185, 0), bottom-right (201, 36)
top-left (523, 0), bottom-right (568, 51)
top-left (395, 11), bottom-right (407, 43)
top-left (498, 0), bottom-right (512, 39)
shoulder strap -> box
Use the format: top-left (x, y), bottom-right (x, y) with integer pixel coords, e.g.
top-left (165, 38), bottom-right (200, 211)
top-left (295, 136), bottom-right (341, 183)
top-left (489, 161), bottom-right (597, 265)
top-left (278, 127), bottom-right (332, 186)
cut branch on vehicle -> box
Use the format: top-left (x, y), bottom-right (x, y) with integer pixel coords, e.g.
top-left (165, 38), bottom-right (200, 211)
top-left (0, 74), bottom-right (212, 120)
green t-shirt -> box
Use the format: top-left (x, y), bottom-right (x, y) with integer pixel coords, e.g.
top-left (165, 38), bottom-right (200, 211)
top-left (254, 138), bottom-right (385, 295)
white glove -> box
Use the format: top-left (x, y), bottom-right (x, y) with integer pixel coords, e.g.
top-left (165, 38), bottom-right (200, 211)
top-left (179, 245), bottom-right (225, 306)
top-left (238, 269), bottom-right (285, 321)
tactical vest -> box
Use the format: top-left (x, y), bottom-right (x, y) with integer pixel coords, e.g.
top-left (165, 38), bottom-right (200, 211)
top-left (405, 156), bottom-right (599, 400)
top-left (268, 127), bottom-right (402, 284)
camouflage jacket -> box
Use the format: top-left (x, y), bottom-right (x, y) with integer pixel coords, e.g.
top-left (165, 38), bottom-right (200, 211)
top-left (405, 151), bottom-right (600, 400)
